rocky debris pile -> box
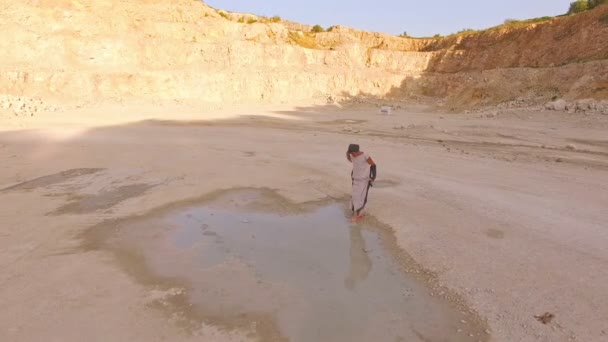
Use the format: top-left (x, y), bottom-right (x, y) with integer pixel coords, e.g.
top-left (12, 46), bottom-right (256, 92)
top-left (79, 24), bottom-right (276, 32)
top-left (0, 95), bottom-right (59, 117)
top-left (545, 99), bottom-right (568, 111)
top-left (479, 110), bottom-right (500, 118)
top-left (545, 98), bottom-right (608, 115)
top-left (464, 108), bottom-right (503, 118)
top-left (496, 97), bottom-right (537, 110)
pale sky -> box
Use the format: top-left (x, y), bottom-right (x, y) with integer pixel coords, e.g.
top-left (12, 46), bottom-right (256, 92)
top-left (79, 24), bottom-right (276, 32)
top-left (204, 0), bottom-right (573, 37)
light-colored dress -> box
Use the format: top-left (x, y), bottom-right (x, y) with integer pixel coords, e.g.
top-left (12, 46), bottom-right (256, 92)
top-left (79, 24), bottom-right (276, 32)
top-left (350, 152), bottom-right (373, 212)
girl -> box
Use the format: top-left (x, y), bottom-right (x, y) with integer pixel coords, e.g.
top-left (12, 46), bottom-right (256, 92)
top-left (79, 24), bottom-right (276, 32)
top-left (347, 144), bottom-right (377, 222)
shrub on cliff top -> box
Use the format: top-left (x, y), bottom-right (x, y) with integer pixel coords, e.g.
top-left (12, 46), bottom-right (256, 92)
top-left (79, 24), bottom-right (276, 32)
top-left (311, 25), bottom-right (325, 33)
top-left (457, 28), bottom-right (476, 34)
top-left (567, 0), bottom-right (607, 14)
top-left (503, 16), bottom-right (553, 27)
top-left (589, 0), bottom-right (608, 9)
top-left (288, 31), bottom-right (321, 49)
top-left (569, 0), bottom-right (589, 13)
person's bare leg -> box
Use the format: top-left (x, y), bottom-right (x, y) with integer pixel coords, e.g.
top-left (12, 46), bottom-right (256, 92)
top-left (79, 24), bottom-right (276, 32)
top-left (352, 210), bottom-right (364, 222)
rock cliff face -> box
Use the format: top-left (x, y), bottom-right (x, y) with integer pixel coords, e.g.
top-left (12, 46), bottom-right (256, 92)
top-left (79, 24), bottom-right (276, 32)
top-left (0, 0), bottom-right (607, 109)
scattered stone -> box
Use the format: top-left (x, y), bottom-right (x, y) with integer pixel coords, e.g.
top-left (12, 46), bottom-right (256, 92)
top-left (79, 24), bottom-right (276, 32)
top-left (0, 94), bottom-right (58, 117)
top-left (343, 126), bottom-right (353, 132)
top-left (485, 329), bottom-right (491, 335)
top-left (393, 125), bottom-right (405, 130)
top-left (566, 104), bottom-right (576, 114)
top-left (555, 158), bottom-right (564, 163)
top-left (534, 312), bottom-right (555, 325)
top-left (566, 144), bottom-right (576, 150)
top-left (380, 106), bottom-right (392, 115)
top-left (600, 102), bottom-right (608, 115)
top-left (575, 99), bottom-right (596, 112)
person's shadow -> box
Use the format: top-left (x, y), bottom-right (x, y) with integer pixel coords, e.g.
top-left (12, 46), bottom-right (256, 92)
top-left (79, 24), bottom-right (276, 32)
top-left (344, 225), bottom-right (372, 290)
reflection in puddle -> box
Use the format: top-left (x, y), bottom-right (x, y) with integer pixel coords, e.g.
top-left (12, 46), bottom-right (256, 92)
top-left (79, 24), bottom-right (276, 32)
top-left (344, 224), bottom-right (371, 290)
top-left (104, 190), bottom-right (487, 342)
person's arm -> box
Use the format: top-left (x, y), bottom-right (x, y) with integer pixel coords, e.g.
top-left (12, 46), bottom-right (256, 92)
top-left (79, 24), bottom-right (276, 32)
top-left (367, 156), bottom-right (377, 181)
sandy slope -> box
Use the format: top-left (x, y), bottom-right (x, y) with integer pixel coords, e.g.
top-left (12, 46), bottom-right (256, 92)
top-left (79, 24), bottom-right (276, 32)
top-left (1, 104), bottom-right (607, 341)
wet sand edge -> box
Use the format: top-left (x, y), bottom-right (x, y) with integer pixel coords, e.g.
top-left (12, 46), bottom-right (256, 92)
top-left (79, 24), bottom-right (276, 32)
top-left (77, 187), bottom-right (491, 340)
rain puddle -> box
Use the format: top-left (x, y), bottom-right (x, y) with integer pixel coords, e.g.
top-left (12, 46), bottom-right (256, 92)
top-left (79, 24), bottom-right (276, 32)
top-left (95, 189), bottom-right (488, 342)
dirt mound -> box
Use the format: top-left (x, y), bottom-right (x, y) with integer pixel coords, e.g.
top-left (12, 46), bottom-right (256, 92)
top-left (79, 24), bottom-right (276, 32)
top-left (0, 0), bottom-right (606, 110)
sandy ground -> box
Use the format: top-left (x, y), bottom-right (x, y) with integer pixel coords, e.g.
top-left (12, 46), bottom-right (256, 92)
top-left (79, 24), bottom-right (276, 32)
top-left (1, 103), bottom-right (608, 342)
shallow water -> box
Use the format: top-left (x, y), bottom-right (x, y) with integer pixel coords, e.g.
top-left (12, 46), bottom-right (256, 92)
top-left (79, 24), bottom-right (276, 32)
top-left (106, 190), bottom-right (486, 341)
